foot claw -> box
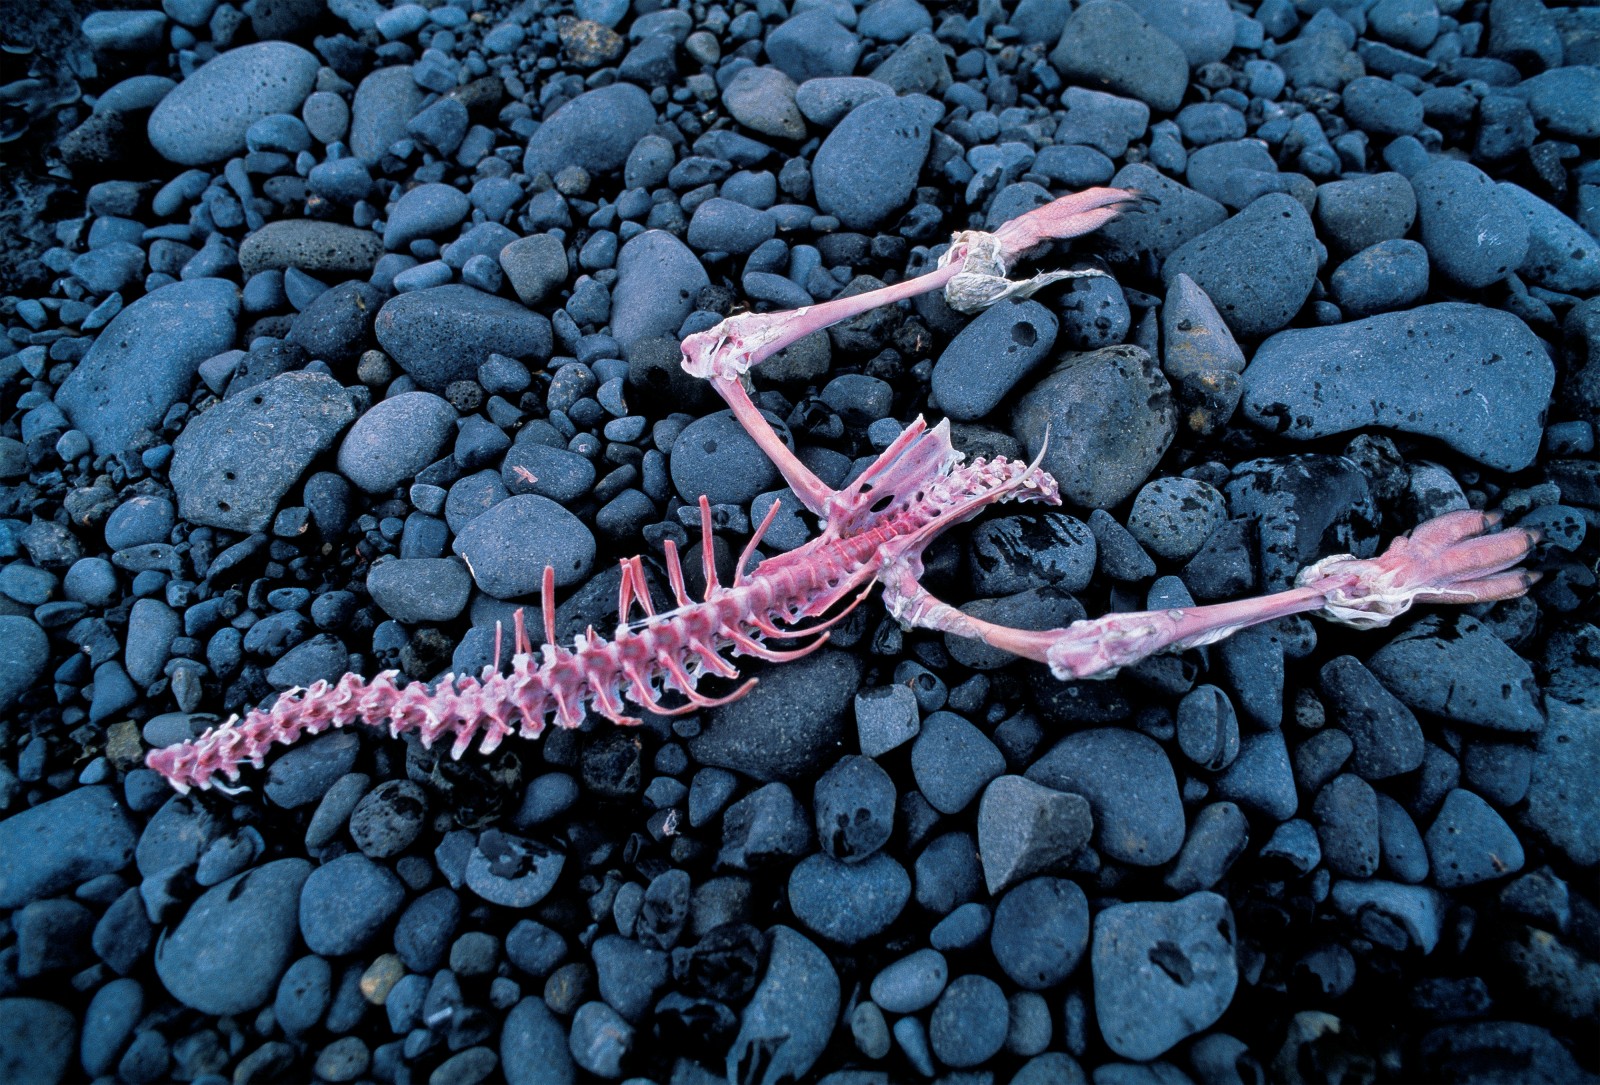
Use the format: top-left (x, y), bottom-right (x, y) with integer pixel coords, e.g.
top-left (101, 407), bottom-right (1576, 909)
top-left (1299, 511), bottom-right (1539, 627)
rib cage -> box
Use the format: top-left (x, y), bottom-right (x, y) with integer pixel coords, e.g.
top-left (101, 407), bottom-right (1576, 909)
top-left (145, 497), bottom-right (870, 794)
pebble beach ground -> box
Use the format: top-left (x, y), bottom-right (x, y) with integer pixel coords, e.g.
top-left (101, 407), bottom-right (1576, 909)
top-left (0, 0), bottom-right (1597, 1081)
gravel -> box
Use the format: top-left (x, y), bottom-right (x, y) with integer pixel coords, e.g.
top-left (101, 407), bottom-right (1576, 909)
top-left (0, 0), bottom-right (1593, 1079)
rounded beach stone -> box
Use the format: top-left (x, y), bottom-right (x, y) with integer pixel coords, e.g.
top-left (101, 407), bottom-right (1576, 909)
top-left (148, 42), bottom-right (319, 165)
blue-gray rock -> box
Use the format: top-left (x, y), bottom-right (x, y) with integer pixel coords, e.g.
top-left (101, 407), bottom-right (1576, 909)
top-left (1313, 773), bottom-right (1381, 878)
top-left (990, 876), bottom-right (1091, 989)
top-left (524, 84), bottom-right (656, 177)
top-left (267, 635), bottom-right (350, 692)
top-left (0, 786), bottom-right (137, 909)
top-left (1330, 239), bottom-right (1430, 316)
top-left (156, 859), bottom-right (311, 1014)
top-left (289, 281), bottom-right (383, 367)
top-left (148, 42), bottom-right (318, 165)
top-left (969, 512), bottom-right (1096, 596)
top-left (1241, 304), bottom-right (1554, 472)
top-left (81, 977), bottom-right (142, 1077)
top-left (1092, 892), bottom-right (1237, 1060)
top-left (1011, 345), bottom-right (1175, 508)
top-left (125, 598), bottom-right (179, 687)
top-left (1121, 0), bottom-right (1233, 65)
top-left (812, 94), bottom-right (942, 230)
top-left (172, 372), bottom-right (357, 532)
top-left (0, 998), bottom-right (75, 1085)
top-left (375, 285), bottom-right (552, 391)
top-left (929, 974), bottom-right (1009, 1068)
top-left (610, 230), bottom-right (709, 347)
top-left (1163, 193), bottom-right (1319, 338)
top-left (367, 558), bottom-right (472, 622)
top-left (383, 183), bottom-right (471, 251)
top-left (298, 853), bottom-right (406, 956)
top-left (1320, 655), bottom-right (1425, 779)
top-left (1328, 879), bottom-right (1444, 953)
top-left (1315, 173), bottom-right (1417, 255)
top-left (1224, 454), bottom-right (1376, 590)
top-left (765, 9), bottom-right (863, 82)
top-left (1343, 76), bottom-right (1424, 135)
top-left (794, 76), bottom-right (891, 126)
top-left (502, 998), bottom-right (575, 1085)
top-left (1213, 729), bottom-right (1298, 821)
top-left (1049, 1), bottom-right (1189, 113)
top-left (1126, 477), bottom-right (1227, 562)
top-left (349, 66), bottom-right (428, 163)
top-left (1519, 65), bottom-right (1600, 139)
top-left (1521, 700), bottom-right (1600, 868)
top-left (692, 649), bottom-right (861, 782)
top-left (465, 829), bottom-right (565, 907)
top-left (1425, 788), bottom-right (1524, 887)
top-left (591, 934), bottom-right (669, 1023)
top-left (669, 408), bottom-right (784, 505)
top-left (687, 198), bottom-right (776, 254)
top-left (264, 731), bottom-right (359, 810)
top-left (931, 299), bottom-right (1058, 421)
top-left (910, 711), bottom-right (1006, 815)
top-left (452, 494), bottom-right (594, 596)
top-left (502, 441), bottom-right (596, 504)
top-left (977, 776), bottom-right (1093, 894)
top-left (789, 852), bottom-right (910, 944)
top-left (1096, 164), bottom-right (1228, 265)
top-left (0, 615), bottom-right (48, 715)
top-left (1027, 728), bottom-right (1185, 865)
top-left (727, 927), bottom-right (838, 1084)
top-left (499, 235), bottom-right (569, 307)
top-left (722, 66), bottom-right (806, 140)
top-left (337, 391), bottom-right (456, 493)
top-left (870, 948), bottom-right (948, 1013)
top-left (238, 220), bottom-right (386, 280)
top-left (1500, 182), bottom-right (1600, 293)
top-left (1411, 160), bottom-right (1530, 289)
top-left (855, 684), bottom-right (921, 757)
top-left (813, 754), bottom-right (895, 862)
top-left (1367, 613), bottom-right (1545, 732)
top-left (57, 279), bottom-right (239, 455)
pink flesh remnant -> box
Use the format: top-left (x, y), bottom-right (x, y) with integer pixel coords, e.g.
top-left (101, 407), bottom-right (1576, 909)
top-left (146, 190), bottom-right (1540, 794)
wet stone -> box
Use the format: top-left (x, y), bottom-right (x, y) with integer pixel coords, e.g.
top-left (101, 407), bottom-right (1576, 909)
top-left (991, 876), bottom-right (1091, 990)
top-left (969, 512), bottom-right (1097, 596)
top-left (929, 974), bottom-right (1010, 1069)
top-left (172, 372), bottom-right (357, 533)
top-left (156, 859), bottom-right (310, 1015)
top-left (976, 775), bottom-right (1093, 895)
top-left (813, 755), bottom-right (896, 862)
top-left (788, 853), bottom-right (910, 944)
top-left (1367, 614), bottom-right (1545, 732)
top-left (1027, 728), bottom-right (1185, 866)
top-left (1425, 788), bottom-right (1524, 887)
top-left (931, 299), bottom-right (1058, 421)
top-left (1320, 655), bottom-right (1426, 779)
top-left (1092, 892), bottom-right (1238, 1061)
top-left (1012, 345), bottom-right (1175, 509)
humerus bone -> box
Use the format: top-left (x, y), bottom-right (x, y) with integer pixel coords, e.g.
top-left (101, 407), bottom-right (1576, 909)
top-left (146, 189), bottom-right (1538, 794)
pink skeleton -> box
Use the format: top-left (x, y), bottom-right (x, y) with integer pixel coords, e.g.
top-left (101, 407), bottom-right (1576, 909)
top-left (147, 189), bottom-right (1540, 795)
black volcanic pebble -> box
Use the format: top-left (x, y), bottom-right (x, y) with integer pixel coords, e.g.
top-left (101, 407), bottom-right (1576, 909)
top-left (812, 755), bottom-right (895, 862)
top-left (3, 0), bottom-right (1595, 1076)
